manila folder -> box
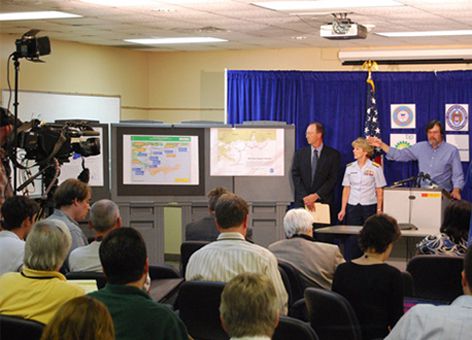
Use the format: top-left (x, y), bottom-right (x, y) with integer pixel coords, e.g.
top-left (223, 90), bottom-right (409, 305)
top-left (305, 203), bottom-right (331, 224)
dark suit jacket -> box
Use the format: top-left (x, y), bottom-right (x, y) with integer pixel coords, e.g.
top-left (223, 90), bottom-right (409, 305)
top-left (185, 216), bottom-right (220, 242)
top-left (185, 216), bottom-right (254, 242)
top-left (291, 144), bottom-right (341, 207)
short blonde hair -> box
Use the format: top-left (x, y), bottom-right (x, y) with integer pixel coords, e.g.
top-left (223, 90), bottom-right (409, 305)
top-left (283, 208), bottom-right (314, 238)
top-left (24, 219), bottom-right (72, 271)
top-left (40, 296), bottom-right (114, 340)
top-left (352, 137), bottom-right (374, 158)
top-left (220, 273), bottom-right (279, 338)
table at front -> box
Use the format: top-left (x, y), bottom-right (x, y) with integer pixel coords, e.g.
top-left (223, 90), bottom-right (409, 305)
top-left (316, 225), bottom-right (429, 270)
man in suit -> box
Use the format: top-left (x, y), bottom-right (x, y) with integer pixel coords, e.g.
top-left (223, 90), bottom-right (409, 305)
top-left (185, 187), bottom-right (228, 241)
top-left (291, 122), bottom-right (341, 221)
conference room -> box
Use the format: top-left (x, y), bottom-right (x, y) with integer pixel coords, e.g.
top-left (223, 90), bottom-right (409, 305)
top-left (1, 1), bottom-right (472, 339)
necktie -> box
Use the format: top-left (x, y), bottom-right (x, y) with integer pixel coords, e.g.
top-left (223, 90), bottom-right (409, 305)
top-left (312, 149), bottom-right (318, 183)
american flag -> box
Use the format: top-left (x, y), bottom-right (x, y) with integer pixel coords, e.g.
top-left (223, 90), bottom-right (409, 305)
top-left (364, 77), bottom-right (383, 162)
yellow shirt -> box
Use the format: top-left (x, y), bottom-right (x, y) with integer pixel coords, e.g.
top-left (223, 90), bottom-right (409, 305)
top-left (0, 267), bottom-right (84, 324)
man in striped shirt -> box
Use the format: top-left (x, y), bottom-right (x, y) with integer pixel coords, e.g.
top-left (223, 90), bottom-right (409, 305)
top-left (185, 193), bottom-right (288, 315)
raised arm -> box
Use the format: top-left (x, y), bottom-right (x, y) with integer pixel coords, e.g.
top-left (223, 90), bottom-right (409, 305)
top-left (367, 136), bottom-right (390, 153)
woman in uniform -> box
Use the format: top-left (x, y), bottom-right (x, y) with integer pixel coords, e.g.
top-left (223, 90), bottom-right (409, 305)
top-left (338, 137), bottom-right (386, 225)
top-left (337, 137), bottom-right (387, 260)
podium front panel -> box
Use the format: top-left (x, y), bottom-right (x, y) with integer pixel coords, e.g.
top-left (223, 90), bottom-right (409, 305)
top-left (384, 188), bottom-right (449, 235)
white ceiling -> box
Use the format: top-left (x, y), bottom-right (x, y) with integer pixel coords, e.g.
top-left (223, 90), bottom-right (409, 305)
top-left (1, 0), bottom-right (472, 52)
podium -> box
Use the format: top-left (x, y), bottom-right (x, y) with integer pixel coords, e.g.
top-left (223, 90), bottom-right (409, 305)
top-left (384, 187), bottom-right (452, 234)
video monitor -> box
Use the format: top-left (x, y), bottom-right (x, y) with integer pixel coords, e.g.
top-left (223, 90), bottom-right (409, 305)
top-left (115, 126), bottom-right (205, 196)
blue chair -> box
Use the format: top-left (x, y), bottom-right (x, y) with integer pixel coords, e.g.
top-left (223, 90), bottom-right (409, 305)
top-left (407, 255), bottom-right (463, 302)
top-left (304, 287), bottom-right (362, 340)
top-left (274, 316), bottom-right (319, 340)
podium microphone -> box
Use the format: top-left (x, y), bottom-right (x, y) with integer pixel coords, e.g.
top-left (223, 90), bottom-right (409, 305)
top-left (423, 173), bottom-right (439, 189)
top-left (392, 175), bottom-right (417, 186)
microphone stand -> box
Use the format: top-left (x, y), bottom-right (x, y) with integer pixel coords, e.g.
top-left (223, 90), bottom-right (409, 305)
top-left (400, 186), bottom-right (418, 230)
top-left (12, 53), bottom-right (20, 195)
top-left (393, 175), bottom-right (418, 230)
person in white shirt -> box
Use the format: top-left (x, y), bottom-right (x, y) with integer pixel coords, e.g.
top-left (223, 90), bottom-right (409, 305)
top-left (186, 193), bottom-right (288, 315)
top-left (338, 137), bottom-right (387, 260)
top-left (385, 245), bottom-right (472, 340)
top-left (338, 137), bottom-right (387, 225)
top-left (69, 199), bottom-right (121, 272)
top-left (220, 272), bottom-right (279, 340)
top-left (0, 196), bottom-right (39, 275)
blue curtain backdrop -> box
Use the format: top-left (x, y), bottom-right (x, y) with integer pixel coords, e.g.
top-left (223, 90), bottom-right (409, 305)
top-left (227, 70), bottom-right (472, 205)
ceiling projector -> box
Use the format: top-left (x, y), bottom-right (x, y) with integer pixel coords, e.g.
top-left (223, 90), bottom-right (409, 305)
top-left (320, 18), bottom-right (367, 40)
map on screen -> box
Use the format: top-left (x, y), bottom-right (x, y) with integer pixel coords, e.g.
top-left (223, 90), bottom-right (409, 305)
top-left (210, 128), bottom-right (284, 176)
top-left (122, 135), bottom-right (199, 185)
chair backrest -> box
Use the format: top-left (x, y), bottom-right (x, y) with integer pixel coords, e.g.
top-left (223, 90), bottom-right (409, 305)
top-left (304, 287), bottom-right (362, 340)
top-left (0, 314), bottom-right (45, 340)
top-left (176, 280), bottom-right (228, 340)
top-left (273, 316), bottom-right (319, 340)
top-left (148, 264), bottom-right (181, 280)
top-left (401, 271), bottom-right (415, 297)
top-left (65, 271), bottom-right (107, 289)
top-left (180, 241), bottom-right (210, 276)
top-left (406, 255), bottom-right (463, 302)
top-left (278, 260), bottom-right (305, 306)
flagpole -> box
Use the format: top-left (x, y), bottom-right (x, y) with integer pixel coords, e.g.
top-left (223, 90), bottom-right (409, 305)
top-left (362, 60), bottom-right (383, 165)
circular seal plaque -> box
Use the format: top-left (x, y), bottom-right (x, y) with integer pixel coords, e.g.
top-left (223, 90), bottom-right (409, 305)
top-left (392, 105), bottom-right (414, 127)
top-left (446, 105), bottom-right (468, 131)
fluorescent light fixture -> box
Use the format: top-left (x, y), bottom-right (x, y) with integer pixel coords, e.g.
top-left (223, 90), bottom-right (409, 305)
top-left (377, 30), bottom-right (472, 37)
top-left (252, 0), bottom-right (402, 11)
top-left (124, 37), bottom-right (227, 45)
top-left (0, 11), bottom-right (81, 21)
top-left (80, 0), bottom-right (158, 6)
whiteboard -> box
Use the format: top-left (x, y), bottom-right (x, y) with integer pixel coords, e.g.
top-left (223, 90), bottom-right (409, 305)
top-left (1, 90), bottom-right (120, 123)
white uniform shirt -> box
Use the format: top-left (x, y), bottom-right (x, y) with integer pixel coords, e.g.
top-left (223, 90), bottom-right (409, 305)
top-left (0, 230), bottom-right (25, 275)
top-left (185, 232), bottom-right (288, 315)
top-left (342, 159), bottom-right (386, 205)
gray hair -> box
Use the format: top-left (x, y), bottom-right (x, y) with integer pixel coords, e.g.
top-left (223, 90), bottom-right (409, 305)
top-left (24, 219), bottom-right (72, 271)
top-left (220, 273), bottom-right (279, 338)
top-left (283, 208), bottom-right (314, 238)
top-left (90, 199), bottom-right (120, 233)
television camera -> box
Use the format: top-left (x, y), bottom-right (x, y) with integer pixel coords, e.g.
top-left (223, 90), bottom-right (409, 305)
top-left (1, 108), bottom-right (100, 196)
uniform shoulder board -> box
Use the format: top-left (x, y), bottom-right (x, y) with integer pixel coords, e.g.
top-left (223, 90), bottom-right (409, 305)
top-left (372, 162), bottom-right (381, 167)
top-left (347, 161), bottom-right (356, 167)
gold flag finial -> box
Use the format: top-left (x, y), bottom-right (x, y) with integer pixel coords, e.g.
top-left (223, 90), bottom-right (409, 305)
top-left (362, 60), bottom-right (378, 91)
top-left (362, 60), bottom-right (379, 80)
top-left (362, 60), bottom-right (378, 80)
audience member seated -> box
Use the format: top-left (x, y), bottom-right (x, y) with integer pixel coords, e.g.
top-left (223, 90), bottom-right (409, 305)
top-left (220, 272), bottom-right (279, 340)
top-left (46, 178), bottom-right (91, 251)
top-left (69, 199), bottom-right (121, 272)
top-left (185, 193), bottom-right (288, 314)
top-left (417, 200), bottom-right (471, 256)
top-left (185, 186), bottom-right (253, 242)
top-left (89, 228), bottom-right (188, 340)
top-left (386, 245), bottom-right (472, 340)
top-left (332, 214), bottom-right (403, 340)
top-left (0, 219), bottom-right (84, 324)
top-left (269, 208), bottom-right (344, 290)
top-left (185, 187), bottom-right (228, 241)
top-left (40, 296), bottom-right (114, 340)
top-left (0, 196), bottom-right (39, 275)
